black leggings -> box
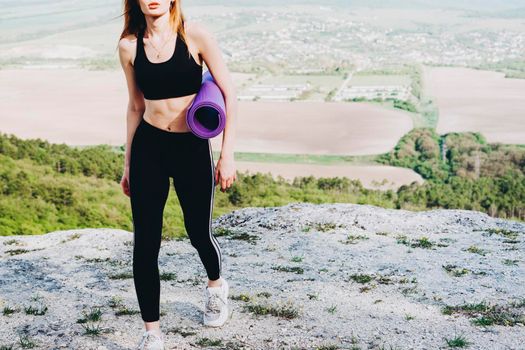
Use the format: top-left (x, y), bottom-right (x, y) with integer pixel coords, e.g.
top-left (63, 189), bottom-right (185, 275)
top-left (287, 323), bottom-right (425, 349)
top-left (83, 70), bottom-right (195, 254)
top-left (129, 117), bottom-right (222, 322)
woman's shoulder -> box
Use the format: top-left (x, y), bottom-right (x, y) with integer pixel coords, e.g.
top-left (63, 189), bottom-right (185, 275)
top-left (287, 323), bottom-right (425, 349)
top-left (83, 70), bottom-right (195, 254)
top-left (118, 33), bottom-right (140, 66)
top-left (183, 20), bottom-right (215, 44)
top-left (119, 33), bottom-right (139, 54)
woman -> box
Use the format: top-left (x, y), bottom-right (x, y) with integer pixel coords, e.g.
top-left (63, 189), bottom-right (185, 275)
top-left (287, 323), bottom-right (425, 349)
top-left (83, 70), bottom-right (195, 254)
top-left (117, 0), bottom-right (237, 348)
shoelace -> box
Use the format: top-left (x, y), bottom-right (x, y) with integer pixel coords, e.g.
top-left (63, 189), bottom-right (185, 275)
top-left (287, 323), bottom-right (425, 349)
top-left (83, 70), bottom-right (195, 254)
top-left (206, 292), bottom-right (225, 313)
top-left (137, 331), bottom-right (162, 350)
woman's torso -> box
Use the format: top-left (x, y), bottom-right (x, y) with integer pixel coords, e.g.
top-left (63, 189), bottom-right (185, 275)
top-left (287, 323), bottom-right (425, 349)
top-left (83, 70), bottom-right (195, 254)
top-left (132, 26), bottom-right (203, 132)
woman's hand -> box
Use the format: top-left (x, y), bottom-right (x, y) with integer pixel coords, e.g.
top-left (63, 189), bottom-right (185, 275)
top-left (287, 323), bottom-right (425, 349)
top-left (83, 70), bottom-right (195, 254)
top-left (121, 165), bottom-right (131, 197)
top-left (215, 155), bottom-right (236, 192)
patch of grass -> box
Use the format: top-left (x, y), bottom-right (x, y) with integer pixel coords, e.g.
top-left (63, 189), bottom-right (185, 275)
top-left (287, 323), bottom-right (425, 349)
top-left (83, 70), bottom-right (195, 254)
top-left (290, 255), bottom-right (304, 262)
top-left (400, 285), bottom-right (418, 296)
top-left (24, 302), bottom-right (48, 316)
top-left (315, 345), bottom-right (340, 350)
top-left (359, 284), bottom-right (376, 293)
top-left (399, 276), bottom-right (417, 284)
top-left (256, 291), bottom-right (271, 298)
top-left (396, 235), bottom-right (435, 249)
top-left (396, 234), bottom-right (410, 245)
top-left (108, 296), bottom-right (124, 309)
top-left (465, 245), bottom-right (487, 256)
top-left (84, 257), bottom-right (111, 263)
top-left (442, 299), bottom-right (525, 327)
top-left (81, 256), bottom-right (129, 269)
top-left (412, 236), bottom-right (434, 248)
top-left (405, 313), bottom-right (414, 320)
top-left (5, 249), bottom-right (31, 256)
top-left (286, 277), bottom-right (315, 282)
top-left (213, 227), bottom-right (260, 244)
top-left (166, 326), bottom-right (197, 337)
top-left (77, 306), bottom-right (103, 323)
top-left (196, 337), bottom-right (223, 347)
top-left (214, 227), bottom-right (234, 237)
top-left (17, 334), bottom-right (36, 349)
top-left (377, 275), bottom-right (394, 285)
top-left (0, 344), bottom-right (14, 350)
top-left (471, 270), bottom-right (487, 276)
top-left (80, 322), bottom-right (103, 336)
top-left (378, 343), bottom-right (402, 350)
top-left (444, 333), bottom-right (470, 348)
top-left (179, 275), bottom-right (202, 286)
top-left (315, 222), bottom-right (341, 232)
top-left (230, 293), bottom-right (251, 302)
top-left (326, 305), bottom-right (337, 314)
top-left (349, 273), bottom-right (373, 284)
top-left (3, 305), bottom-right (18, 315)
top-left (502, 259), bottom-right (519, 266)
top-left (271, 265), bottom-right (304, 274)
top-left (483, 228), bottom-right (520, 239)
top-left (160, 272), bottom-right (177, 281)
top-left (108, 271), bottom-right (133, 279)
top-left (348, 273), bottom-right (417, 295)
top-left (107, 296), bottom-right (140, 316)
top-left (61, 232), bottom-right (82, 243)
top-left (3, 239), bottom-right (20, 246)
top-left (341, 234), bottom-right (369, 244)
top-left (229, 232), bottom-right (260, 244)
top-left (244, 300), bottom-right (300, 319)
top-left (376, 231), bottom-right (389, 236)
top-left (307, 292), bottom-right (319, 300)
top-left (442, 264), bottom-right (470, 277)
top-left (114, 305), bottom-right (140, 316)
top-left (107, 259), bottom-right (129, 268)
top-left (301, 226), bottom-right (312, 233)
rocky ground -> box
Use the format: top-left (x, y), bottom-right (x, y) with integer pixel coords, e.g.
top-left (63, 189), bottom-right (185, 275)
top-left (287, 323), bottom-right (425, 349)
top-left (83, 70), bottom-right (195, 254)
top-left (0, 202), bottom-right (524, 350)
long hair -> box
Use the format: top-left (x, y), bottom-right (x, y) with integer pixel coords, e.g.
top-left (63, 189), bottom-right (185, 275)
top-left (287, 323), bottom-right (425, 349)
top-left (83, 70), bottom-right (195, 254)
top-left (117, 0), bottom-right (192, 60)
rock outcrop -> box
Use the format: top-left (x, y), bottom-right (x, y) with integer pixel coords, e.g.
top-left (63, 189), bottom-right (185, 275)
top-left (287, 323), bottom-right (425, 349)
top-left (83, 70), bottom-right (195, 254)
top-left (1, 202), bottom-right (524, 350)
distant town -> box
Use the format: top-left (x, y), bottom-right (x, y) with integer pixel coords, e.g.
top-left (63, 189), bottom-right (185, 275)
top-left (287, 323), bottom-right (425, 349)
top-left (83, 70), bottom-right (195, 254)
top-left (193, 6), bottom-right (525, 102)
top-left (1, 2), bottom-right (523, 105)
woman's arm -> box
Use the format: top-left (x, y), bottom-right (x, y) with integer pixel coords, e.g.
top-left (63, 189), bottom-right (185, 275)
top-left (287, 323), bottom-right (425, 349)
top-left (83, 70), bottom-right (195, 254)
top-left (118, 35), bottom-right (146, 168)
top-left (189, 21), bottom-right (238, 161)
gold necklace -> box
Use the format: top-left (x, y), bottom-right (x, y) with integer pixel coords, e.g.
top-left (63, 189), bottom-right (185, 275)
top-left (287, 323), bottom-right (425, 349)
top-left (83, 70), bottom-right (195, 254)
top-left (145, 31), bottom-right (175, 59)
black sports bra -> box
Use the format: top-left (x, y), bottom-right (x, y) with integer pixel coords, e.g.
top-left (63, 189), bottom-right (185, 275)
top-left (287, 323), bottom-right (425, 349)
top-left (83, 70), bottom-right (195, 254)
top-left (133, 27), bottom-right (203, 100)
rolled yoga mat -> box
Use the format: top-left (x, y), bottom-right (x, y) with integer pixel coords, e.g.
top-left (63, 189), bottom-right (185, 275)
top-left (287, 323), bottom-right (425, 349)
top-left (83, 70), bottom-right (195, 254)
top-left (186, 70), bottom-right (226, 139)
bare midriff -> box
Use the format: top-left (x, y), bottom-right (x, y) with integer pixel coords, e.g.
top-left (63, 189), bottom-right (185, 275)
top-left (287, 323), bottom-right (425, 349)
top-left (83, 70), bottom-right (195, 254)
top-left (143, 92), bottom-right (198, 133)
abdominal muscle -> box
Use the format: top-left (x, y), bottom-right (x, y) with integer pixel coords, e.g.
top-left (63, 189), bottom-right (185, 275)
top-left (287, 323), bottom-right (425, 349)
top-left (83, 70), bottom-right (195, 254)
top-left (143, 93), bottom-right (197, 132)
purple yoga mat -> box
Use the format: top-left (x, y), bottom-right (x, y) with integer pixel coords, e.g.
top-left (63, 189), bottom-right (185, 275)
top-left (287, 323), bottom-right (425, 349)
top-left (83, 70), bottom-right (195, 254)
top-left (186, 70), bottom-right (226, 139)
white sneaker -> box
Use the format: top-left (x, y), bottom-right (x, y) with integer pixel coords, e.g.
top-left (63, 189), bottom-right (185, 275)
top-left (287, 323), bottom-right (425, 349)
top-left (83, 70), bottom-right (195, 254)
top-left (136, 330), bottom-right (164, 350)
top-left (203, 276), bottom-right (231, 327)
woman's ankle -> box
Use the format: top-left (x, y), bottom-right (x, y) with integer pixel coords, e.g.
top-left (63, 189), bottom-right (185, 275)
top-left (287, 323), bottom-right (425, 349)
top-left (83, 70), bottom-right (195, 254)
top-left (207, 276), bottom-right (223, 287)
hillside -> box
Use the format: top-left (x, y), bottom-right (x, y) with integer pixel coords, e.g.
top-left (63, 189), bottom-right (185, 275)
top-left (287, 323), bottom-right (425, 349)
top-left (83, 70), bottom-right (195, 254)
top-left (1, 202), bottom-right (524, 349)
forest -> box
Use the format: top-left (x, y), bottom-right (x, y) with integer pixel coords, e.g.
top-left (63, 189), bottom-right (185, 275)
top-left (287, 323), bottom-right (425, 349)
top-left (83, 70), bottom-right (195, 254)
top-left (0, 128), bottom-right (523, 237)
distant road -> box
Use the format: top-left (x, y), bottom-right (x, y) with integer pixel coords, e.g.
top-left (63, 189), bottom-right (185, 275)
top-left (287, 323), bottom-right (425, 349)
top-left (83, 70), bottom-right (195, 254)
top-left (333, 72), bottom-right (353, 101)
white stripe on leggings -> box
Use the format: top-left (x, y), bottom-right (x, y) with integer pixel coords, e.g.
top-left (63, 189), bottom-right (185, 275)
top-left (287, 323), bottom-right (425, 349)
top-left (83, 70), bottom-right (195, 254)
top-left (208, 139), bottom-right (222, 277)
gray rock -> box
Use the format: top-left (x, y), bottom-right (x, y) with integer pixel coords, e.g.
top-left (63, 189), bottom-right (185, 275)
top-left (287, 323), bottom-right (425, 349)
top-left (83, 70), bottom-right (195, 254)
top-left (0, 202), bottom-right (524, 350)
